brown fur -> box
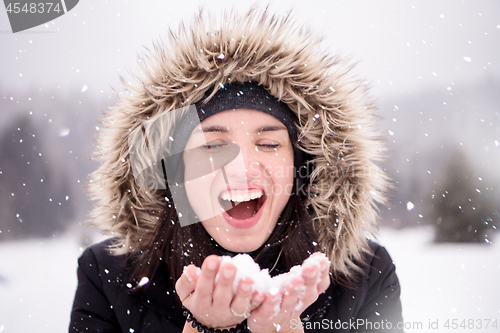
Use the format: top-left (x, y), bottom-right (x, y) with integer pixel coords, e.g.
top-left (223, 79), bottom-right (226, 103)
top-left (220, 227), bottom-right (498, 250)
top-left (88, 7), bottom-right (390, 281)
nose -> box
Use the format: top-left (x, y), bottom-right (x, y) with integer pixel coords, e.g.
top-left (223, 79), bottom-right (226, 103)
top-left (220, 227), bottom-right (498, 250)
top-left (222, 142), bottom-right (260, 180)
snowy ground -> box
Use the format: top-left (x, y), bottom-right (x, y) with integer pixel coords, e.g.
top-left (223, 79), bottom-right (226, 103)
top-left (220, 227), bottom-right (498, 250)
top-left (0, 227), bottom-right (498, 333)
top-left (377, 227), bottom-right (500, 333)
top-left (0, 235), bottom-right (83, 333)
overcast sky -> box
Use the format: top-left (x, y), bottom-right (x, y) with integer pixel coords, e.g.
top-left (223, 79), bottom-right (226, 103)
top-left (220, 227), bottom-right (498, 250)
top-left (1, 0), bottom-right (499, 99)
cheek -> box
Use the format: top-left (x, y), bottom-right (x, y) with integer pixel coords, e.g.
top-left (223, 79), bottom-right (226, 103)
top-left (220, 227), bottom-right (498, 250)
top-left (184, 173), bottom-right (217, 221)
top-left (183, 152), bottom-right (211, 207)
top-left (265, 158), bottom-right (295, 199)
top-left (271, 173), bottom-right (295, 202)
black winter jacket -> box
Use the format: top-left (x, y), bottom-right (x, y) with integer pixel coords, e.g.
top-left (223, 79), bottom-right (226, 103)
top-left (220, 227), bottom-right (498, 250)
top-left (69, 239), bottom-right (403, 333)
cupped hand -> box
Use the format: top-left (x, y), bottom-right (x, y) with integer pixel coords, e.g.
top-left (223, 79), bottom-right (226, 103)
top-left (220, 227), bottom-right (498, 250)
top-left (247, 255), bottom-right (331, 333)
top-left (175, 255), bottom-right (265, 329)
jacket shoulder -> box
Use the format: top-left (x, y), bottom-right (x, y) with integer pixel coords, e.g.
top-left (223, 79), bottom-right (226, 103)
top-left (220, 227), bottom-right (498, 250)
top-left (77, 238), bottom-right (128, 287)
top-left (70, 238), bottom-right (126, 331)
top-left (83, 237), bottom-right (123, 259)
top-left (358, 240), bottom-right (403, 329)
top-left (365, 240), bottom-right (399, 284)
top-left (80, 237), bottom-right (124, 262)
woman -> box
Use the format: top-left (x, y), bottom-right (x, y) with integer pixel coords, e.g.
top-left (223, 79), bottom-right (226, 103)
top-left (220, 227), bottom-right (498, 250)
top-left (70, 8), bottom-right (403, 333)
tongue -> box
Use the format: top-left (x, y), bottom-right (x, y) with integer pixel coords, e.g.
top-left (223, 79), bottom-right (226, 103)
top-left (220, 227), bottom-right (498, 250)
top-left (226, 199), bottom-right (258, 220)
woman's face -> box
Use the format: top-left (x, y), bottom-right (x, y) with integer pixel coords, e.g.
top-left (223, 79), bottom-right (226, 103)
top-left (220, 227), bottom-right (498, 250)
top-left (183, 109), bottom-right (295, 252)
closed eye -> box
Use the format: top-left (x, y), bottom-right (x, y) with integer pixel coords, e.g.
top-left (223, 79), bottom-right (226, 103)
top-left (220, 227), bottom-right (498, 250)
top-left (258, 144), bottom-right (279, 149)
top-left (200, 142), bottom-right (227, 150)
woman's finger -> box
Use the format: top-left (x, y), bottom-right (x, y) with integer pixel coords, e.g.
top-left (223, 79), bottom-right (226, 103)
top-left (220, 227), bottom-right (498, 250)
top-left (212, 263), bottom-right (237, 308)
top-left (229, 277), bottom-right (253, 317)
top-left (192, 255), bottom-right (220, 307)
top-left (249, 289), bottom-right (282, 322)
top-left (279, 278), bottom-right (304, 314)
top-left (317, 259), bottom-right (331, 294)
top-left (300, 265), bottom-right (321, 306)
top-left (175, 264), bottom-right (197, 303)
top-left (247, 290), bottom-right (283, 332)
top-left (249, 291), bottom-right (265, 311)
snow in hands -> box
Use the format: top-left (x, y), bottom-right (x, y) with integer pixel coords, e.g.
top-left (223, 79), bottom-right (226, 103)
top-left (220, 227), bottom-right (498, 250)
top-left (215, 252), bottom-right (330, 296)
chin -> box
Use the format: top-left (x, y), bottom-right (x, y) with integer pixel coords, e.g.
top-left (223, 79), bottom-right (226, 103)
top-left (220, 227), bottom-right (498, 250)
top-left (216, 236), bottom-right (267, 253)
top-left (221, 242), bottom-right (258, 253)
top-left (201, 213), bottom-right (276, 253)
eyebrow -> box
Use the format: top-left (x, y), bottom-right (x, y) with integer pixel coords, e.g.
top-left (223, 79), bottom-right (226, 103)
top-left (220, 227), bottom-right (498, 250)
top-left (255, 125), bottom-right (287, 133)
top-left (197, 125), bottom-right (228, 133)
top-left (195, 124), bottom-right (287, 134)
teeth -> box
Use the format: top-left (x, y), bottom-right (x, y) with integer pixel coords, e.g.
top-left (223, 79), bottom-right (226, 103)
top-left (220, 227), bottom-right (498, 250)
top-left (220, 189), bottom-right (263, 203)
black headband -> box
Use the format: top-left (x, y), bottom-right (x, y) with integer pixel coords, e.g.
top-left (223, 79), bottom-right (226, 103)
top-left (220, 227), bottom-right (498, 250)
top-left (171, 81), bottom-right (304, 171)
top-left (197, 81), bottom-right (297, 140)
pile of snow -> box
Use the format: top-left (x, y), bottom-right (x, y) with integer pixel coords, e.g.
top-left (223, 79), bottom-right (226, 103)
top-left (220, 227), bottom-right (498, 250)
top-left (216, 252), bottom-right (328, 295)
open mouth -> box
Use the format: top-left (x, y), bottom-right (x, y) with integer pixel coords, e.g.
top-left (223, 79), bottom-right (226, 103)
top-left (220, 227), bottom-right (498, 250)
top-left (218, 188), bottom-right (267, 220)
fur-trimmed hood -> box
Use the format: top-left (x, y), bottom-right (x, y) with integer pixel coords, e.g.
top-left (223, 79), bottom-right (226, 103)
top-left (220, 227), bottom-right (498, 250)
top-left (88, 7), bottom-right (389, 278)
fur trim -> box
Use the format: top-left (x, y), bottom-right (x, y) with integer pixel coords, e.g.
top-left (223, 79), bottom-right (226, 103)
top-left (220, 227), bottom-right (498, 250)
top-left (88, 7), bottom-right (390, 279)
